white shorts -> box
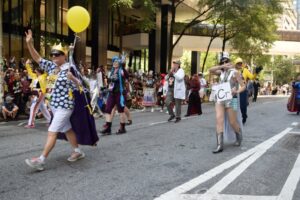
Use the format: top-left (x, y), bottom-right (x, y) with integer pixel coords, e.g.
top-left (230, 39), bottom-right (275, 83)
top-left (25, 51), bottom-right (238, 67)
top-left (48, 108), bottom-right (73, 133)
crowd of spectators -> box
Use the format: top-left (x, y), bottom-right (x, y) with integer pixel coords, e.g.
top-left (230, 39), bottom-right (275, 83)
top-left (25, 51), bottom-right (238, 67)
top-left (0, 56), bottom-right (212, 122)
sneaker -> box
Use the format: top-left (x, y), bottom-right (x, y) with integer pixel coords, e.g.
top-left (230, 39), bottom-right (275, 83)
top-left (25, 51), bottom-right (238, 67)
top-left (25, 124), bottom-right (35, 128)
top-left (174, 117), bottom-right (181, 123)
top-left (160, 109), bottom-right (163, 113)
top-left (168, 115), bottom-right (175, 122)
top-left (67, 151), bottom-right (85, 162)
top-left (116, 129), bottom-right (127, 135)
top-left (151, 108), bottom-right (154, 112)
top-left (25, 157), bottom-right (45, 171)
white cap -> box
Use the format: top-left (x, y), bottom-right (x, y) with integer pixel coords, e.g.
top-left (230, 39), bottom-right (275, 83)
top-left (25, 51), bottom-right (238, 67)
top-left (221, 52), bottom-right (229, 59)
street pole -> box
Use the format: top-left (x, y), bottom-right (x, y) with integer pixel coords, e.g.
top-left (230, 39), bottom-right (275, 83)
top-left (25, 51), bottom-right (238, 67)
top-left (0, 0), bottom-right (3, 104)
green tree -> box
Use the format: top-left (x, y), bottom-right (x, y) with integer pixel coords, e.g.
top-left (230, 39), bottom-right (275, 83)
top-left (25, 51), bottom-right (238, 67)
top-left (168, 0), bottom-right (223, 70)
top-left (181, 50), bottom-right (191, 76)
top-left (272, 56), bottom-right (296, 85)
top-left (219, 0), bottom-right (282, 58)
top-left (201, 0), bottom-right (282, 70)
top-left (109, 0), bottom-right (155, 54)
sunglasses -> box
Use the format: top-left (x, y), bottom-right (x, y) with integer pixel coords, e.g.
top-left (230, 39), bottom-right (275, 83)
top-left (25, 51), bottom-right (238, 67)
top-left (50, 53), bottom-right (63, 57)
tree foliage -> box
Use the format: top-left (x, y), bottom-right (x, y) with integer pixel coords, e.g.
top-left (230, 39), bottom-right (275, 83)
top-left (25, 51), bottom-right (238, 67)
top-left (168, 0), bottom-right (223, 69)
top-left (216, 0), bottom-right (282, 57)
top-left (201, 0), bottom-right (282, 69)
top-left (109, 0), bottom-right (155, 53)
top-left (271, 56), bottom-right (296, 85)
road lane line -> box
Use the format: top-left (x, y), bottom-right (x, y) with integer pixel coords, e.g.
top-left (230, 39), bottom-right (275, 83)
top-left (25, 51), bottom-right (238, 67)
top-left (149, 116), bottom-right (199, 126)
top-left (291, 122), bottom-right (298, 127)
top-left (154, 127), bottom-right (293, 200)
top-left (206, 127), bottom-right (293, 194)
top-left (277, 153), bottom-right (300, 200)
top-left (179, 194), bottom-right (277, 200)
top-left (206, 151), bottom-right (267, 194)
top-left (288, 132), bottom-right (300, 135)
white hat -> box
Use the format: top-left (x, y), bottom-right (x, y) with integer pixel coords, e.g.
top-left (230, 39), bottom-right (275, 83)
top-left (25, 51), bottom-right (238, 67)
top-left (221, 52), bottom-right (229, 59)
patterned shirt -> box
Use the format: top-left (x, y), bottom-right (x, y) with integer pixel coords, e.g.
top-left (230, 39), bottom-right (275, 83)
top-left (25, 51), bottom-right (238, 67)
top-left (39, 59), bottom-right (75, 109)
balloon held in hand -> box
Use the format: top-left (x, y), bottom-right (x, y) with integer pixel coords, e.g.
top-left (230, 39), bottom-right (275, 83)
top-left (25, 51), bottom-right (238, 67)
top-left (66, 6), bottom-right (90, 33)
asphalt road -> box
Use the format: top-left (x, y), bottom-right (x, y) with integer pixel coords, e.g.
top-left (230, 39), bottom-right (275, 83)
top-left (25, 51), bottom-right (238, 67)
top-left (0, 96), bottom-right (299, 200)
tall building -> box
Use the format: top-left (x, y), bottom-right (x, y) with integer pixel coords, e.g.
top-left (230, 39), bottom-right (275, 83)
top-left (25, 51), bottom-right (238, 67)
top-left (277, 0), bottom-right (297, 30)
top-left (295, 0), bottom-right (300, 29)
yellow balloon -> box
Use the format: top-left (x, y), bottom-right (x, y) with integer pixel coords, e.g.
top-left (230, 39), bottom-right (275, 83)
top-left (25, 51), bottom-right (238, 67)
top-left (66, 6), bottom-right (90, 33)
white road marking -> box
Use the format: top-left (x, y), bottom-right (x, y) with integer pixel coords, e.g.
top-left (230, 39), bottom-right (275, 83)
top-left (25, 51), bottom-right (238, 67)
top-left (18, 122), bottom-right (26, 126)
top-left (291, 122), bottom-right (299, 127)
top-left (288, 132), bottom-right (300, 135)
top-left (155, 127), bottom-right (293, 200)
top-left (178, 194), bottom-right (277, 200)
top-left (149, 116), bottom-right (199, 126)
top-left (277, 153), bottom-right (300, 200)
top-left (206, 151), bottom-right (266, 194)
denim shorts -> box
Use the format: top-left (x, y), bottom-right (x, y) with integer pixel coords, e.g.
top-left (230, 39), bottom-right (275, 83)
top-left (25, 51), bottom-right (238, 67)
top-left (216, 98), bottom-right (238, 111)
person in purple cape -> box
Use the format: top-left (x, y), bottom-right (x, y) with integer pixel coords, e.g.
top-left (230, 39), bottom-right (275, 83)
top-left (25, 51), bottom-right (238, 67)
top-left (24, 29), bottom-right (98, 171)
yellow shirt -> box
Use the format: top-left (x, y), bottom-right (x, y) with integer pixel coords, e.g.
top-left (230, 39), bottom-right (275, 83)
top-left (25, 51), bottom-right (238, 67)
top-left (25, 64), bottom-right (48, 94)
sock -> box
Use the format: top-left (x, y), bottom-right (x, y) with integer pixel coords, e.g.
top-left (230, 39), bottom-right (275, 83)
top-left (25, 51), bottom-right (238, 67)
top-left (74, 148), bottom-right (81, 154)
top-left (120, 123), bottom-right (125, 130)
top-left (39, 155), bottom-right (46, 162)
top-left (107, 122), bottom-right (112, 128)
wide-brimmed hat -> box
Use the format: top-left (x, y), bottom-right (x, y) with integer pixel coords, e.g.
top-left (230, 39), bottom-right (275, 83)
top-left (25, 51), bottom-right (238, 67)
top-left (173, 60), bottom-right (181, 65)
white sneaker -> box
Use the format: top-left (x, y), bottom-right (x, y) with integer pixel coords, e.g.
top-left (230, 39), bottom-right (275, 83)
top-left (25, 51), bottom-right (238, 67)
top-left (151, 108), bottom-right (154, 112)
top-left (67, 151), bottom-right (85, 162)
top-left (25, 157), bottom-right (45, 171)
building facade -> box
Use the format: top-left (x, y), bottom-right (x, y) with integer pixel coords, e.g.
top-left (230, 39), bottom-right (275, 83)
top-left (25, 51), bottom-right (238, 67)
top-left (1, 0), bottom-right (151, 72)
top-left (277, 0), bottom-right (297, 30)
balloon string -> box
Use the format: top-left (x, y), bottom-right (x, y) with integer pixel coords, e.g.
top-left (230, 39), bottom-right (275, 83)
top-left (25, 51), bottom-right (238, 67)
top-left (73, 33), bottom-right (77, 49)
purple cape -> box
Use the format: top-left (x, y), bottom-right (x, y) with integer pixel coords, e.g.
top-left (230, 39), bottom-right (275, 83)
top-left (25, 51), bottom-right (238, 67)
top-left (57, 68), bottom-right (99, 146)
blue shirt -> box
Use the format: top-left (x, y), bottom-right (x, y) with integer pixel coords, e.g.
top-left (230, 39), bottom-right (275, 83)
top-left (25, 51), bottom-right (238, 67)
top-left (293, 81), bottom-right (300, 99)
top-left (39, 59), bottom-right (75, 109)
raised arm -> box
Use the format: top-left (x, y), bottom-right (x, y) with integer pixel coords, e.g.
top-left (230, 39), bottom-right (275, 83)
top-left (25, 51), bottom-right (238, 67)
top-left (209, 63), bottom-right (233, 75)
top-left (24, 59), bottom-right (37, 79)
top-left (242, 67), bottom-right (256, 80)
top-left (25, 30), bottom-right (42, 64)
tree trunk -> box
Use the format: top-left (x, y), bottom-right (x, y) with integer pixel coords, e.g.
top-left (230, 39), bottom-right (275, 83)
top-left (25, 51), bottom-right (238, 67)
top-left (202, 37), bottom-right (216, 73)
top-left (117, 6), bottom-right (123, 54)
top-left (168, 0), bottom-right (176, 71)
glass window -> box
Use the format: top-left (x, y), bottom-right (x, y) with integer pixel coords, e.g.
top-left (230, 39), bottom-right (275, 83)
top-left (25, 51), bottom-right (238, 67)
top-left (3, 0), bottom-right (9, 23)
top-left (41, 1), bottom-right (46, 31)
top-left (23, 0), bottom-right (34, 27)
top-left (11, 0), bottom-right (21, 25)
top-left (10, 35), bottom-right (22, 60)
top-left (3, 34), bottom-right (9, 59)
top-left (46, 0), bottom-right (55, 33)
top-left (62, 0), bottom-right (68, 35)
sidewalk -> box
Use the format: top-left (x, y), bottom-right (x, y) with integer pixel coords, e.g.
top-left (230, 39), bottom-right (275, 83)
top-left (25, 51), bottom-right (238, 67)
top-left (0, 114), bottom-right (28, 123)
